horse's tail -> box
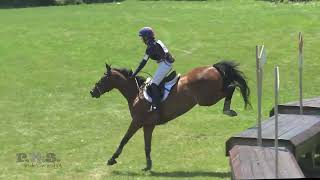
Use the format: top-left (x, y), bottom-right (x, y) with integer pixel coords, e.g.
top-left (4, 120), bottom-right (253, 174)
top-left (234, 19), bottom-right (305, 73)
top-left (213, 61), bottom-right (251, 109)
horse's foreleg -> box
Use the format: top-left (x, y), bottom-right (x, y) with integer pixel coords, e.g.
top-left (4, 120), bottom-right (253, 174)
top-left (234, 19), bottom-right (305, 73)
top-left (142, 125), bottom-right (155, 171)
top-left (223, 86), bottom-right (238, 117)
top-left (107, 121), bottom-right (141, 166)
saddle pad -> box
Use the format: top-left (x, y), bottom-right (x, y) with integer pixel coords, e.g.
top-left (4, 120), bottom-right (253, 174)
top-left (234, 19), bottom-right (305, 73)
top-left (143, 74), bottom-right (180, 103)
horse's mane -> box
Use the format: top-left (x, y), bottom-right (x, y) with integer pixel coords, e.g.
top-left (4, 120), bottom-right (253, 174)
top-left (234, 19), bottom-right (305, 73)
top-left (113, 68), bottom-right (146, 87)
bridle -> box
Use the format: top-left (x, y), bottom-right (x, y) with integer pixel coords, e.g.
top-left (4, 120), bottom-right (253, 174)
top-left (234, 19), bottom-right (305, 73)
top-left (95, 72), bottom-right (111, 96)
top-left (95, 83), bottom-right (103, 96)
top-left (94, 71), bottom-right (144, 96)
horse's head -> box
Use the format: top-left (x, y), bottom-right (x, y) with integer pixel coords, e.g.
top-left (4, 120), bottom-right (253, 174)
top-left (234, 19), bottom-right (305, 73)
top-left (90, 64), bottom-right (114, 98)
top-left (90, 64), bottom-right (146, 98)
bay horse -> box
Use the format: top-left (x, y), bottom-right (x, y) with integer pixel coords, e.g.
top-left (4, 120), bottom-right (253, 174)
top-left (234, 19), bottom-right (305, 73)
top-left (90, 61), bottom-right (251, 171)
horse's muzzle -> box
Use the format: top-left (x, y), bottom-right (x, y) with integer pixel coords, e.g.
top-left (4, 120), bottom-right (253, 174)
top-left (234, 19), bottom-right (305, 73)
top-left (90, 90), bottom-right (100, 98)
top-left (90, 90), bottom-right (94, 97)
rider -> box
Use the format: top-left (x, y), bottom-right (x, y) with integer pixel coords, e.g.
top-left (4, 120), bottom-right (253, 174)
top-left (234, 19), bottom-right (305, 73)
top-left (131, 27), bottom-right (175, 114)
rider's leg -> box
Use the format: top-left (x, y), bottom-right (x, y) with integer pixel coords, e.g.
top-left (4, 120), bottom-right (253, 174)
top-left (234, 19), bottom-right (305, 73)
top-left (151, 61), bottom-right (172, 86)
top-left (150, 83), bottom-right (161, 112)
top-left (149, 61), bottom-right (172, 121)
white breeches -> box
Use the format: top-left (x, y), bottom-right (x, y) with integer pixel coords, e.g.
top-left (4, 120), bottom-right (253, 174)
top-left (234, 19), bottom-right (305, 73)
top-left (151, 61), bottom-right (173, 85)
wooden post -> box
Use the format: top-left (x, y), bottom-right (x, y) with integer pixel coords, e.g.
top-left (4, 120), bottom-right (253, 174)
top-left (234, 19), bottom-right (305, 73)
top-left (274, 66), bottom-right (280, 178)
top-left (256, 45), bottom-right (262, 146)
top-left (256, 45), bottom-right (266, 147)
top-left (299, 32), bottom-right (303, 115)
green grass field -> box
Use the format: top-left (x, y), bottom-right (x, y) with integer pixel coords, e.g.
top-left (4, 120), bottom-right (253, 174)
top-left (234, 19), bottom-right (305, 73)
top-left (1, 0), bottom-right (320, 179)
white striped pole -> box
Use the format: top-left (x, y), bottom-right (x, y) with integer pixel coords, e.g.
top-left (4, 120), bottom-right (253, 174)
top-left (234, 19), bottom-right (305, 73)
top-left (274, 66), bottom-right (280, 178)
top-left (298, 32), bottom-right (303, 115)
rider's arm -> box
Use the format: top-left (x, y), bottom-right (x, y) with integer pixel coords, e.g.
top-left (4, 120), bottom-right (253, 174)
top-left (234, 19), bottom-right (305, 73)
top-left (132, 54), bottom-right (149, 77)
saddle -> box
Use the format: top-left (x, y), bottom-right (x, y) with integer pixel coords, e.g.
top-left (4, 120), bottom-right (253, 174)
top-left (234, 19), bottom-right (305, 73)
top-left (143, 71), bottom-right (180, 103)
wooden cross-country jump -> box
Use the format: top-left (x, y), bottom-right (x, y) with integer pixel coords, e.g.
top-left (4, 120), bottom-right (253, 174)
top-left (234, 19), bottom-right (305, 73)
top-left (226, 112), bottom-right (320, 179)
top-left (226, 33), bottom-right (320, 179)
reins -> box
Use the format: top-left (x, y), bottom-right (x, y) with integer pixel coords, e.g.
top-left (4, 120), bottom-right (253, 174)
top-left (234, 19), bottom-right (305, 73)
top-left (140, 71), bottom-right (153, 78)
top-left (134, 77), bottom-right (140, 92)
top-left (133, 71), bottom-right (152, 92)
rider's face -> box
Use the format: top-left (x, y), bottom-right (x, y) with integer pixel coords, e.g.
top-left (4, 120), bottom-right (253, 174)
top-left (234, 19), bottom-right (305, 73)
top-left (140, 37), bottom-right (147, 45)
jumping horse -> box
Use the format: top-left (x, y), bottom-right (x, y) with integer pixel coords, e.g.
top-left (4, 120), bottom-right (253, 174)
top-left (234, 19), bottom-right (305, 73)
top-left (90, 61), bottom-right (251, 171)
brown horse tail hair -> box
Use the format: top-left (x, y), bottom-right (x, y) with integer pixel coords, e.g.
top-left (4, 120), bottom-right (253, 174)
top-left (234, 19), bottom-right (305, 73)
top-left (213, 61), bottom-right (252, 109)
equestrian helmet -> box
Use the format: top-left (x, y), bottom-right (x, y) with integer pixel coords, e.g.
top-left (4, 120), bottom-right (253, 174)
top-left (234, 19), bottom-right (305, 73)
top-left (138, 27), bottom-right (155, 39)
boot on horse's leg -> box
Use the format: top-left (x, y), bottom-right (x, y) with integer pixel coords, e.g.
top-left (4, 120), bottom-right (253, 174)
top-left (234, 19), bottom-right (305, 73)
top-left (149, 83), bottom-right (161, 123)
top-left (223, 100), bottom-right (237, 117)
top-left (223, 85), bottom-right (238, 117)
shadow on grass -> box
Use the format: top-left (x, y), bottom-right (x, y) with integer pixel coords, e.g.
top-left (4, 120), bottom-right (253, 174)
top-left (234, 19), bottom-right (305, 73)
top-left (112, 170), bottom-right (231, 178)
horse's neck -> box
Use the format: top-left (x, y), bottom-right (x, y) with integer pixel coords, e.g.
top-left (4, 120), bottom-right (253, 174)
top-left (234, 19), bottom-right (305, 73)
top-left (115, 79), bottom-right (139, 104)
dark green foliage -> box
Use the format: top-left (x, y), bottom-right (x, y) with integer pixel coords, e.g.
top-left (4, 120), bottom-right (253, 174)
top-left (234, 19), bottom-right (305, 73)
top-left (82, 0), bottom-right (120, 3)
top-left (139, 0), bottom-right (206, 1)
top-left (57, 0), bottom-right (122, 4)
top-left (54, 0), bottom-right (84, 5)
top-left (0, 0), bottom-right (123, 8)
top-left (170, 0), bottom-right (207, 1)
top-left (0, 0), bottom-right (55, 8)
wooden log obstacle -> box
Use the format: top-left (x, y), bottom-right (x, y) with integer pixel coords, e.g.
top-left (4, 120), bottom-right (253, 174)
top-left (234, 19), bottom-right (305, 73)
top-left (226, 113), bottom-right (320, 178)
top-left (269, 97), bottom-right (320, 176)
top-left (226, 33), bottom-right (320, 179)
top-left (229, 145), bottom-right (304, 179)
top-left (270, 97), bottom-right (320, 116)
top-left (226, 114), bottom-right (320, 159)
top-left (226, 112), bottom-right (320, 179)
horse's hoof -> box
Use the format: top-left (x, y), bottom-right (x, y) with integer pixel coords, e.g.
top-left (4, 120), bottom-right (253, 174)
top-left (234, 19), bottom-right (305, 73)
top-left (142, 167), bottom-right (151, 171)
top-left (107, 158), bottom-right (117, 166)
top-left (223, 110), bottom-right (238, 117)
top-left (142, 159), bottom-right (152, 171)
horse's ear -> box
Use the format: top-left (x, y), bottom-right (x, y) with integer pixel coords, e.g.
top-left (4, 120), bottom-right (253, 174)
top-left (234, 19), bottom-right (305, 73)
top-left (105, 63), bottom-right (111, 73)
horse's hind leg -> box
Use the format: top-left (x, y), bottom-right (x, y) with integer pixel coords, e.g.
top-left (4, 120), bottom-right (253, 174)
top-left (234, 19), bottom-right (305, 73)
top-left (223, 85), bottom-right (238, 117)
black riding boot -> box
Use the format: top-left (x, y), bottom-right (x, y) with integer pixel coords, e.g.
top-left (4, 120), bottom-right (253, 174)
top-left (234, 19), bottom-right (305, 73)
top-left (149, 84), bottom-right (161, 121)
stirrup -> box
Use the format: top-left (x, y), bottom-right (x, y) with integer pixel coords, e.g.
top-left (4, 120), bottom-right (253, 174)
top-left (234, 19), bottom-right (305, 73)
top-left (148, 105), bottom-right (159, 113)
